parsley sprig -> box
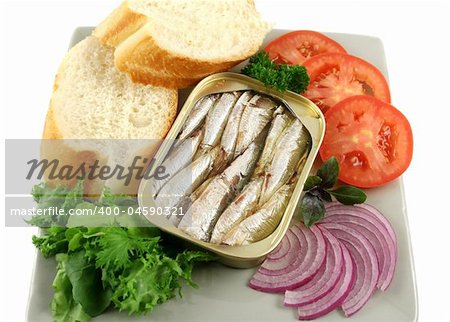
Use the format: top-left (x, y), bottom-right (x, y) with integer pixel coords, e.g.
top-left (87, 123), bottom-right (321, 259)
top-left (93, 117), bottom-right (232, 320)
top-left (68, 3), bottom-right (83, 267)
top-left (242, 51), bottom-right (310, 93)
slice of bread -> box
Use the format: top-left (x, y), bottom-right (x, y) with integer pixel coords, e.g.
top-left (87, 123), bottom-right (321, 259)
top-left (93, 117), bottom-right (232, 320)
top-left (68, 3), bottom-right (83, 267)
top-left (123, 62), bottom-right (199, 88)
top-left (42, 36), bottom-right (178, 196)
top-left (93, 0), bottom-right (270, 88)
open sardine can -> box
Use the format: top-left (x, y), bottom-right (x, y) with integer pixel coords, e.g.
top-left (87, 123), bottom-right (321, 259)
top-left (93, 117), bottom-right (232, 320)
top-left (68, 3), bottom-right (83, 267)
top-left (138, 72), bottom-right (325, 268)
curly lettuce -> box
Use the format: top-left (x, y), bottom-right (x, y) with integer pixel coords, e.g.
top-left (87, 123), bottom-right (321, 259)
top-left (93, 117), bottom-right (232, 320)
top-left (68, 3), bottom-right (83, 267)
top-left (30, 182), bottom-right (215, 322)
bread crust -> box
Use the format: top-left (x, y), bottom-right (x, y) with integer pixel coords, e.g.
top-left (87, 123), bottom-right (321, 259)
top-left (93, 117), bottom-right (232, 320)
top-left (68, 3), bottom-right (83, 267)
top-left (124, 63), bottom-right (200, 88)
top-left (92, 1), bottom-right (148, 47)
top-left (42, 105), bottom-right (62, 140)
top-left (93, 0), bottom-right (267, 88)
top-left (115, 27), bottom-right (247, 79)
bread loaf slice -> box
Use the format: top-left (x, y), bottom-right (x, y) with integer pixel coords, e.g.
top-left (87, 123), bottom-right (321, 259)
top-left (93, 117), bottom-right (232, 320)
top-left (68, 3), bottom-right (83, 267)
top-left (93, 0), bottom-right (270, 88)
top-left (42, 36), bottom-right (178, 196)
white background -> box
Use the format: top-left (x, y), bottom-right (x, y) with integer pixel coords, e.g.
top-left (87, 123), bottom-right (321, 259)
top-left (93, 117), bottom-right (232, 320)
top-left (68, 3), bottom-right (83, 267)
top-left (1, 0), bottom-right (449, 321)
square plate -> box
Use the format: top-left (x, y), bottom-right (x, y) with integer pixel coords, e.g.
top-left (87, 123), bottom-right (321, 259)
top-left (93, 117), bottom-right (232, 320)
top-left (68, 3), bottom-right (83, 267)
top-left (26, 28), bottom-right (418, 322)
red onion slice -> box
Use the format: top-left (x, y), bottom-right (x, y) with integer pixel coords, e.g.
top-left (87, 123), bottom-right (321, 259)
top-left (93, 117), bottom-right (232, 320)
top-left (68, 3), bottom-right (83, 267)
top-left (326, 202), bottom-right (397, 248)
top-left (258, 225), bottom-right (308, 275)
top-left (249, 223), bottom-right (326, 292)
top-left (260, 226), bottom-right (305, 274)
top-left (297, 244), bottom-right (356, 320)
top-left (319, 222), bottom-right (379, 317)
top-left (267, 229), bottom-right (293, 261)
top-left (322, 207), bottom-right (397, 291)
top-left (284, 227), bottom-right (343, 307)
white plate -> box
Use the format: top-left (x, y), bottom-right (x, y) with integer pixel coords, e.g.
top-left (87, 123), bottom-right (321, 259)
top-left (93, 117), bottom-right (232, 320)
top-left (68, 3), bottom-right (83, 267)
top-left (26, 28), bottom-right (418, 322)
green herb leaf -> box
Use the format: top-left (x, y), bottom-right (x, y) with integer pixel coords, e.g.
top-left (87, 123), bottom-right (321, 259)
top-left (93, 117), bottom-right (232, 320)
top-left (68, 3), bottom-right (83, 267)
top-left (33, 226), bottom-right (69, 257)
top-left (31, 182), bottom-right (70, 204)
top-left (317, 156), bottom-right (340, 189)
top-left (51, 254), bottom-right (91, 322)
top-left (111, 250), bottom-right (215, 314)
top-left (27, 212), bottom-right (55, 228)
top-left (65, 203), bottom-right (117, 228)
top-left (95, 227), bottom-right (160, 272)
top-left (301, 192), bottom-right (325, 227)
top-left (64, 251), bottom-right (112, 317)
top-left (111, 255), bottom-right (179, 314)
top-left (100, 186), bottom-right (137, 207)
top-left (175, 251), bottom-right (217, 287)
top-left (303, 176), bottom-right (322, 191)
top-left (328, 185), bottom-right (367, 205)
top-left (319, 189), bottom-right (333, 203)
top-left (242, 51), bottom-right (310, 93)
top-left (310, 187), bottom-right (332, 203)
top-left (278, 63), bottom-right (310, 93)
top-left (29, 183), bottom-right (72, 227)
top-left (65, 227), bottom-right (85, 252)
top-left (61, 180), bottom-right (84, 213)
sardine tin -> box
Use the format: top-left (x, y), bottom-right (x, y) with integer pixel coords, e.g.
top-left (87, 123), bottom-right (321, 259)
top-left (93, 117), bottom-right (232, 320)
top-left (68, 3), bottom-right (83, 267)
top-left (138, 72), bottom-right (325, 268)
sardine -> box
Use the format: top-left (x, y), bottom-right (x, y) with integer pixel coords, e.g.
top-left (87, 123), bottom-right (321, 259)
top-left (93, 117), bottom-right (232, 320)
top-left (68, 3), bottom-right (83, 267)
top-left (178, 94), bottom-right (219, 141)
top-left (221, 133), bottom-right (266, 192)
top-left (155, 146), bottom-right (220, 210)
top-left (178, 140), bottom-right (263, 241)
top-left (259, 119), bottom-right (310, 205)
top-left (202, 92), bottom-right (241, 150)
top-left (178, 177), bottom-right (235, 241)
top-left (192, 144), bottom-right (210, 161)
top-left (168, 176), bottom-right (215, 227)
top-left (210, 177), bottom-right (263, 244)
top-left (222, 184), bottom-right (293, 246)
top-left (152, 129), bottom-right (203, 196)
top-left (253, 112), bottom-right (292, 177)
top-left (234, 95), bottom-right (278, 157)
top-left (191, 144), bottom-right (224, 179)
top-left (176, 176), bottom-right (215, 212)
top-left (206, 92), bottom-right (265, 178)
top-left (190, 176), bottom-right (214, 203)
top-left (220, 91), bottom-right (254, 160)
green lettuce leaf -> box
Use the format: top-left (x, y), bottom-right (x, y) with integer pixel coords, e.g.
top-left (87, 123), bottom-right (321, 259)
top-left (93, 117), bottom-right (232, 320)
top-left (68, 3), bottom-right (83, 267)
top-left (175, 251), bottom-right (217, 287)
top-left (95, 227), bottom-right (160, 272)
top-left (111, 253), bottom-right (182, 314)
top-left (99, 186), bottom-right (137, 207)
top-left (31, 182), bottom-right (216, 321)
top-left (51, 254), bottom-right (91, 322)
top-left (29, 181), bottom-right (83, 227)
top-left (32, 227), bottom-right (68, 257)
top-left (64, 251), bottom-right (112, 317)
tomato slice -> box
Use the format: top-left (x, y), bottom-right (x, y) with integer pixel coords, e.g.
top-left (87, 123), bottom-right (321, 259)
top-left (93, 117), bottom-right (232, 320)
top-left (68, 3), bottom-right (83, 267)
top-left (319, 95), bottom-right (413, 188)
top-left (304, 53), bottom-right (391, 112)
top-left (264, 30), bottom-right (347, 65)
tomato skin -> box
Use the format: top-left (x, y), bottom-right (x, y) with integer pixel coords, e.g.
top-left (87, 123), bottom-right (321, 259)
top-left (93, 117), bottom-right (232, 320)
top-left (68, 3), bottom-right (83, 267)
top-left (303, 53), bottom-right (391, 113)
top-left (319, 95), bottom-right (413, 188)
top-left (264, 30), bottom-right (347, 65)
